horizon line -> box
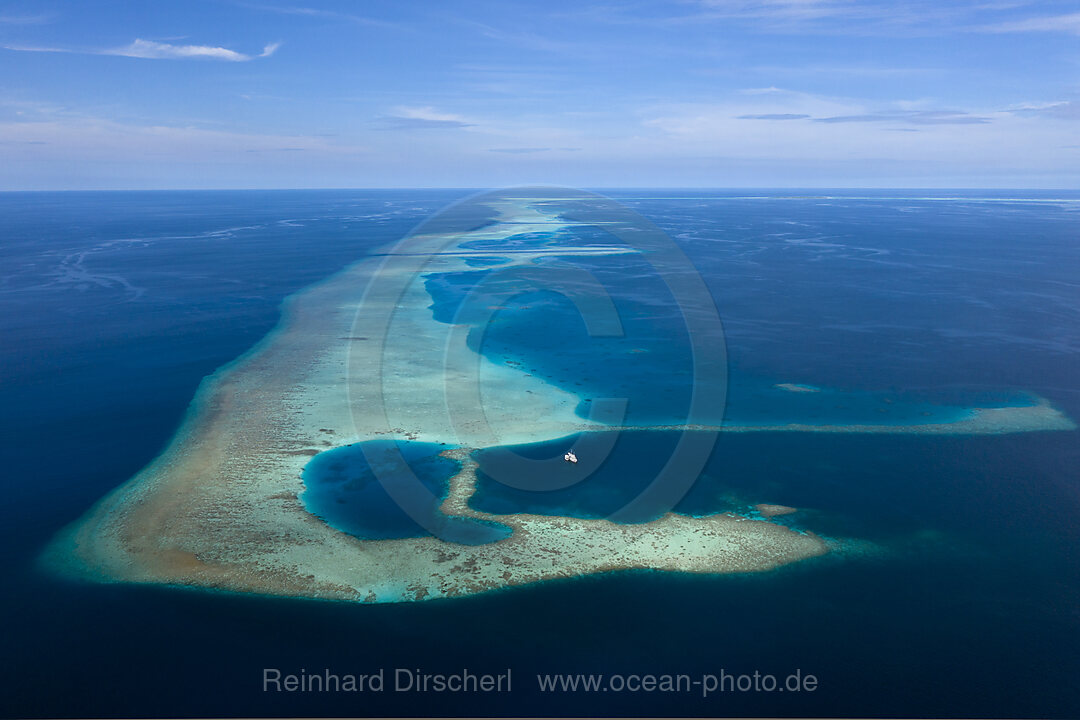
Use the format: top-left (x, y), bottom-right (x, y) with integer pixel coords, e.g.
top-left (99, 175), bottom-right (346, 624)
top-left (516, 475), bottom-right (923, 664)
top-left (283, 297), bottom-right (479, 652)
top-left (2, 185), bottom-right (1080, 193)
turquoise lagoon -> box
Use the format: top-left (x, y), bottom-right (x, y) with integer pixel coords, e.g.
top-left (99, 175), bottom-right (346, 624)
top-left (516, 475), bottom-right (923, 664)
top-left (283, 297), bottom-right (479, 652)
top-left (300, 439), bottom-right (511, 545)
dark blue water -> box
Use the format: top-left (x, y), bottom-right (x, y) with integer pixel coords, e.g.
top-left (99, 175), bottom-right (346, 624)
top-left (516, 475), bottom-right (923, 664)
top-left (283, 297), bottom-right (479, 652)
top-left (301, 440), bottom-right (510, 545)
top-left (2, 189), bottom-right (1079, 718)
top-left (431, 193), bottom-right (1055, 428)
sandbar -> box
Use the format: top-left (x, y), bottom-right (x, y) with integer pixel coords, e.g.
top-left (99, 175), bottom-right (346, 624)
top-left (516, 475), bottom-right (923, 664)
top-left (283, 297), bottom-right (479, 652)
top-left (774, 383), bottom-right (821, 393)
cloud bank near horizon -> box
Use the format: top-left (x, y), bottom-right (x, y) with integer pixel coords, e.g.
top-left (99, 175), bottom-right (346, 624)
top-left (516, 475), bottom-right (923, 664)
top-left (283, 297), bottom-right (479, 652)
top-left (1, 1), bottom-right (1078, 189)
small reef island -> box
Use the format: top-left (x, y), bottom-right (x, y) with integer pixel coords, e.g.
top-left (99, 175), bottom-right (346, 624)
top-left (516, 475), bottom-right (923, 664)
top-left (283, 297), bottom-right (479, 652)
top-left (47, 191), bottom-right (1076, 603)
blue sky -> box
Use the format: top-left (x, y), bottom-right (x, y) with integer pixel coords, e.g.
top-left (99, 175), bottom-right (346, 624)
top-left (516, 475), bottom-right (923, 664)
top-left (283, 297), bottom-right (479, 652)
top-left (2, 0), bottom-right (1079, 189)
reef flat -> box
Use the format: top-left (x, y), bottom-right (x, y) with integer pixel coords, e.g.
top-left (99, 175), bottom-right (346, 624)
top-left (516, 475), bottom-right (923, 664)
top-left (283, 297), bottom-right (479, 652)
top-left (45, 193), bottom-right (1075, 603)
top-left (774, 383), bottom-right (822, 393)
top-left (617, 395), bottom-right (1075, 435)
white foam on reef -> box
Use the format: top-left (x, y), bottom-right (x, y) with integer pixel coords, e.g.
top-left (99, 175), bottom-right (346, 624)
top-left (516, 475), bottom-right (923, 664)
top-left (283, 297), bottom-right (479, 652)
top-left (42, 195), bottom-right (1075, 602)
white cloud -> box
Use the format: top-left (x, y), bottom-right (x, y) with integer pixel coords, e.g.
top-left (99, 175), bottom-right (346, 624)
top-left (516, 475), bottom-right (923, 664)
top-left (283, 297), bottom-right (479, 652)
top-left (394, 106), bottom-right (469, 123)
top-left (376, 106), bottom-right (476, 129)
top-left (976, 11), bottom-right (1080, 35)
top-left (665, 0), bottom-right (1080, 38)
top-left (106, 38), bottom-right (280, 61)
top-left (0, 115), bottom-right (375, 189)
top-left (0, 13), bottom-right (52, 25)
top-left (0, 116), bottom-right (363, 160)
top-left (1005, 101), bottom-right (1070, 112)
top-left (488, 147), bottom-right (552, 153)
top-left (242, 3), bottom-right (398, 29)
top-left (671, 0), bottom-right (960, 33)
top-left (1004, 100), bottom-right (1080, 120)
top-left (1, 44), bottom-right (73, 54)
top-left (637, 91), bottom-right (1066, 166)
top-left (3, 39), bottom-right (281, 62)
top-left (695, 0), bottom-right (861, 21)
top-left (740, 86), bottom-right (789, 95)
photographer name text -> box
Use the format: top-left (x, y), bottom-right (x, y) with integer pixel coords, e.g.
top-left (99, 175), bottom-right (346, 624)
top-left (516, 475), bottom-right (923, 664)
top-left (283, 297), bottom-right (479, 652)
top-left (263, 667), bottom-right (511, 693)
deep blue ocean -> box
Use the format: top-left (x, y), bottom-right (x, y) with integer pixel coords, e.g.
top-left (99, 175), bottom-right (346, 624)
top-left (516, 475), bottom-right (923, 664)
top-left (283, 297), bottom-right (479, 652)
top-left (2, 189), bottom-right (1078, 718)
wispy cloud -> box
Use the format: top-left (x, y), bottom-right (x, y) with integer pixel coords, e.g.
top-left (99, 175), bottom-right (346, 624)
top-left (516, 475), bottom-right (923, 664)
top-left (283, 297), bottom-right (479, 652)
top-left (814, 110), bottom-right (991, 124)
top-left (460, 19), bottom-right (591, 55)
top-left (1005, 100), bottom-right (1080, 120)
top-left (717, 63), bottom-right (942, 77)
top-left (731, 105), bottom-right (991, 125)
top-left (694, 0), bottom-right (867, 22)
top-left (642, 91), bottom-right (1011, 160)
top-left (976, 11), bottom-right (1080, 35)
top-left (741, 86), bottom-right (788, 95)
top-left (737, 113), bottom-right (810, 120)
top-left (488, 147), bottom-right (551, 153)
top-left (241, 3), bottom-right (398, 29)
top-left (660, 0), bottom-right (1080, 37)
top-left (375, 106), bottom-right (475, 130)
top-left (0, 12), bottom-right (53, 25)
top-left (2, 39), bottom-right (281, 61)
top-left (662, 0), bottom-right (966, 34)
top-left (107, 39), bottom-right (280, 61)
top-left (0, 115), bottom-right (363, 157)
top-left (1, 44), bottom-right (73, 54)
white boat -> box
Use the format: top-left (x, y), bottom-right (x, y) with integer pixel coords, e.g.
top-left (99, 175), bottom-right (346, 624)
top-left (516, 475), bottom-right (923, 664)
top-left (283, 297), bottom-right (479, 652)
top-left (563, 450), bottom-right (578, 463)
